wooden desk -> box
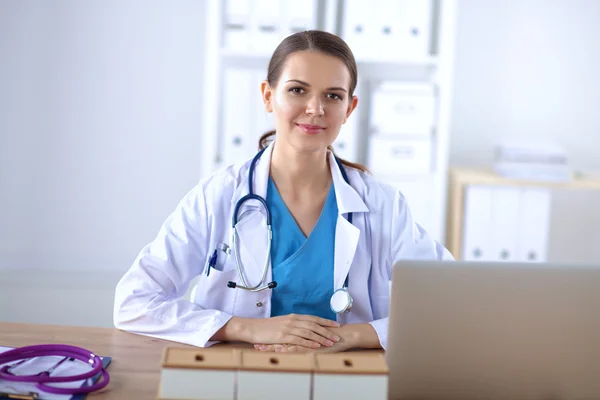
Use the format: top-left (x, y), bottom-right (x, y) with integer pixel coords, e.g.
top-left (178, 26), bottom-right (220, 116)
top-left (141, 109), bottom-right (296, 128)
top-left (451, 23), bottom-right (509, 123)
top-left (0, 322), bottom-right (201, 399)
top-left (0, 323), bottom-right (381, 399)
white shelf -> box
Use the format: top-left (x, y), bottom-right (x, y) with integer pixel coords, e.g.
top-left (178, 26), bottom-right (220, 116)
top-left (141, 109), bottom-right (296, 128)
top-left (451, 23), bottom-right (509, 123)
top-left (202, 0), bottom-right (457, 244)
top-left (221, 47), bottom-right (439, 67)
top-left (356, 55), bottom-right (439, 67)
top-left (221, 48), bottom-right (274, 60)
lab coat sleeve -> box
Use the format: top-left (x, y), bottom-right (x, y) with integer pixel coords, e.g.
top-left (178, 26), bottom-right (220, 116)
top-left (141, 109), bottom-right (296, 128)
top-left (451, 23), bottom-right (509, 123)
top-left (113, 184), bottom-right (232, 348)
top-left (368, 190), bottom-right (455, 349)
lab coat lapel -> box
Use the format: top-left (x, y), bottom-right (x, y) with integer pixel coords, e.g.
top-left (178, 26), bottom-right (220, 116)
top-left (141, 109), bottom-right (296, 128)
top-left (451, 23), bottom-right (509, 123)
top-left (329, 152), bottom-right (369, 291)
top-left (230, 143), bottom-right (274, 287)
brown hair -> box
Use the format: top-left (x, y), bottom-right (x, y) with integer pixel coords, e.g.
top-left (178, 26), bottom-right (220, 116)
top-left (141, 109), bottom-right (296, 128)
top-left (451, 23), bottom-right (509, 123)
top-left (258, 30), bottom-right (369, 173)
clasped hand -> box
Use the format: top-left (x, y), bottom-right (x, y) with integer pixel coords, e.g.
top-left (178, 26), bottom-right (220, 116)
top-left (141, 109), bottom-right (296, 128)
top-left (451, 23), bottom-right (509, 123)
top-left (248, 314), bottom-right (350, 353)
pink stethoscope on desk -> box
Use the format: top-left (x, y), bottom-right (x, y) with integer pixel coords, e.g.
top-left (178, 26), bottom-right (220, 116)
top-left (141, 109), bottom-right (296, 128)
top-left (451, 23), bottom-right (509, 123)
top-left (0, 344), bottom-right (109, 396)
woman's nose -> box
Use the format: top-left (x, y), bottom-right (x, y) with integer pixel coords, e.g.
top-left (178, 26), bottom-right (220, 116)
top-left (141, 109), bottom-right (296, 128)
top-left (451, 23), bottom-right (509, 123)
top-left (305, 96), bottom-right (324, 116)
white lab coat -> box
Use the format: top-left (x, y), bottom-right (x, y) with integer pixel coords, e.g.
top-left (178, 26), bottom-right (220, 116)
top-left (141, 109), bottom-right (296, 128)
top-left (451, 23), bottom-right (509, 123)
top-left (113, 142), bottom-right (453, 349)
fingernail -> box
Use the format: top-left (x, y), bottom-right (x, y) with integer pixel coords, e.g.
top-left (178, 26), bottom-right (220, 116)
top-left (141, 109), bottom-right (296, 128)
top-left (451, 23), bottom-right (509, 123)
top-left (326, 340), bottom-right (334, 347)
top-left (314, 343), bottom-right (321, 348)
top-left (333, 336), bottom-right (341, 342)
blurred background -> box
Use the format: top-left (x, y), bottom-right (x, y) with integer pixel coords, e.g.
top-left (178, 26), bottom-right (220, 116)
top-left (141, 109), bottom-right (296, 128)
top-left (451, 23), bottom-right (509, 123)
top-left (1, 0), bottom-right (599, 328)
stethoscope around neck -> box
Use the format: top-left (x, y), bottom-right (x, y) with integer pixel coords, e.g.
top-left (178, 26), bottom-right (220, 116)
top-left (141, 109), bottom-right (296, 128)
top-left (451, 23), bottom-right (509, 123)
top-left (226, 147), bottom-right (355, 314)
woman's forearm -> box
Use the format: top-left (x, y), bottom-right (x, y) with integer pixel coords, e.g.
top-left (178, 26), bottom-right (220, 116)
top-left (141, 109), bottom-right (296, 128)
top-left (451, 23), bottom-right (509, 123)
top-left (211, 317), bottom-right (253, 343)
top-left (338, 323), bottom-right (382, 350)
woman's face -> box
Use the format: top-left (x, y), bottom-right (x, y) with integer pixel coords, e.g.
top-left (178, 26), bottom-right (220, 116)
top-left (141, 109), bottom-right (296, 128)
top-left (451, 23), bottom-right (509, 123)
top-left (261, 50), bottom-right (358, 155)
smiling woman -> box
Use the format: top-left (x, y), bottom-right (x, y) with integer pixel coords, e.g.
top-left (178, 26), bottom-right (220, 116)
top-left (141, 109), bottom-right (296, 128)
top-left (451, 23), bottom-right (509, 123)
top-left (257, 30), bottom-right (368, 173)
top-left (113, 30), bottom-right (453, 355)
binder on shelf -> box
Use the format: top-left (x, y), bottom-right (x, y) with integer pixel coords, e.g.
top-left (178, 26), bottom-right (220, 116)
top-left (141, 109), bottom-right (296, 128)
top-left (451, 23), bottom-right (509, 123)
top-left (489, 186), bottom-right (521, 262)
top-left (461, 185), bottom-right (493, 262)
top-left (372, 0), bottom-right (403, 59)
top-left (252, 0), bottom-right (283, 54)
top-left (284, 0), bottom-right (317, 36)
top-left (342, 0), bottom-right (374, 59)
top-left (516, 188), bottom-right (552, 263)
top-left (394, 0), bottom-right (433, 58)
top-left (223, 0), bottom-right (252, 52)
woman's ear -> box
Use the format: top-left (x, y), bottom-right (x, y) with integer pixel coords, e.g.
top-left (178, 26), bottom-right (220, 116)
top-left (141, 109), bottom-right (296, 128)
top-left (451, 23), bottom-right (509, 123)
top-left (261, 81), bottom-right (274, 113)
top-left (343, 95), bottom-right (359, 124)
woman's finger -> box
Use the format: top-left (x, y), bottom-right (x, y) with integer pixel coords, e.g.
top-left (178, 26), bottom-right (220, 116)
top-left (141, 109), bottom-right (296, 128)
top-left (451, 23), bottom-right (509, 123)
top-left (293, 314), bottom-right (340, 327)
top-left (284, 333), bottom-right (322, 349)
top-left (296, 321), bottom-right (340, 343)
top-left (289, 328), bottom-right (333, 347)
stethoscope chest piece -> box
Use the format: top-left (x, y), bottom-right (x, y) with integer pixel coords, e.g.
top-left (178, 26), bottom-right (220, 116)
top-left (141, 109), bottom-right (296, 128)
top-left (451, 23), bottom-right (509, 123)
top-left (330, 287), bottom-right (353, 314)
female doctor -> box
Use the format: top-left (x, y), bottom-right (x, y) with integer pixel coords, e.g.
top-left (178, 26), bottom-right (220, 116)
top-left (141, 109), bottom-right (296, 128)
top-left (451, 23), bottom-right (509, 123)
top-left (113, 30), bottom-right (453, 353)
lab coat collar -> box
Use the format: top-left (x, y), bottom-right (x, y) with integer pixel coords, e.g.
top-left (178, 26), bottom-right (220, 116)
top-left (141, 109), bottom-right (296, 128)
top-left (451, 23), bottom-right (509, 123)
top-left (230, 141), bottom-right (369, 217)
top-left (327, 150), bottom-right (369, 216)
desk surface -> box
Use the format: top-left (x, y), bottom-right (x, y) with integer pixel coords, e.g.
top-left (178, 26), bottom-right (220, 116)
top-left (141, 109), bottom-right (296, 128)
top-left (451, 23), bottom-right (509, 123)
top-left (0, 322), bottom-right (204, 399)
top-left (0, 322), bottom-right (380, 399)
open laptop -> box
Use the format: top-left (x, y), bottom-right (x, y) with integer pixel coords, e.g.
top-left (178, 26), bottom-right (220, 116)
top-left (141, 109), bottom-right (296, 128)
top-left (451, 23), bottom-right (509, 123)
top-left (386, 260), bottom-right (600, 400)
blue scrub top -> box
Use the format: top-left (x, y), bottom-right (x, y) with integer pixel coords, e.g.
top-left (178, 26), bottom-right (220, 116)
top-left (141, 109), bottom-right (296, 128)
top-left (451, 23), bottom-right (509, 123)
top-left (267, 177), bottom-right (337, 321)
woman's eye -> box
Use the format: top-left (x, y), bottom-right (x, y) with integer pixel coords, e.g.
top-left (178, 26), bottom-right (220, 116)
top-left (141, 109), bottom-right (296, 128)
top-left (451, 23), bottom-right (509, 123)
top-left (327, 93), bottom-right (343, 100)
top-left (289, 87), bottom-right (305, 94)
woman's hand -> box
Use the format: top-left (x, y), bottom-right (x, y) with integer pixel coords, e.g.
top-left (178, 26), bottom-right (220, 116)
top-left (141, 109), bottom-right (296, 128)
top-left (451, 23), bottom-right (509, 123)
top-left (254, 326), bottom-right (354, 353)
top-left (245, 314), bottom-right (341, 349)
top-left (253, 323), bottom-right (380, 353)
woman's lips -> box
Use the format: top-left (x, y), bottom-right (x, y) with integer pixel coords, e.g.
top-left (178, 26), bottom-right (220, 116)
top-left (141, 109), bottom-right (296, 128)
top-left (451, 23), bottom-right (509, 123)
top-left (296, 123), bottom-right (325, 134)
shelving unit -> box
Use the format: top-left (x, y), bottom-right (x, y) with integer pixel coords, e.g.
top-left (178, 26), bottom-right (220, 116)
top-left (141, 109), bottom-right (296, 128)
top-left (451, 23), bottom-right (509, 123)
top-left (201, 0), bottom-right (456, 244)
top-left (446, 167), bottom-right (600, 261)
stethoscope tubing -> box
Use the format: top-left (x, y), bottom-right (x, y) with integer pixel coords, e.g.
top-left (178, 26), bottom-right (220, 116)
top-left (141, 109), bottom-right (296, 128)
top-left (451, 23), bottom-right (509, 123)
top-left (0, 344), bottom-right (109, 395)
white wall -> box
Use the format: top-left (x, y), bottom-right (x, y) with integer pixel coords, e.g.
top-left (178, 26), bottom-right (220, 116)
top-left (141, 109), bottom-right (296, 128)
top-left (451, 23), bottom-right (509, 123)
top-left (0, 0), bottom-right (207, 273)
top-left (450, 0), bottom-right (600, 172)
top-left (450, 0), bottom-right (600, 264)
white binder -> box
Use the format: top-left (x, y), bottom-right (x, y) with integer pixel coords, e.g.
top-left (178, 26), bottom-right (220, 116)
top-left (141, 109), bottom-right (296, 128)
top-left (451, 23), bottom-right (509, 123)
top-left (462, 185), bottom-right (493, 261)
top-left (222, 68), bottom-right (255, 167)
top-left (489, 186), bottom-right (521, 262)
top-left (251, 0), bottom-right (283, 54)
top-left (395, 0), bottom-right (433, 58)
top-left (372, 0), bottom-right (403, 60)
top-left (224, 0), bottom-right (252, 51)
top-left (283, 0), bottom-right (316, 36)
top-left (342, 0), bottom-right (374, 59)
top-left (517, 188), bottom-right (552, 262)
